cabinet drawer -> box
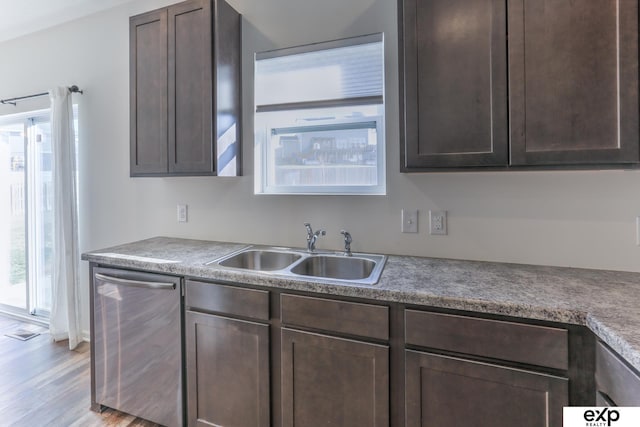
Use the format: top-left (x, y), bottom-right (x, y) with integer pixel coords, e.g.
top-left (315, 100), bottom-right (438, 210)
top-left (405, 310), bottom-right (568, 370)
top-left (280, 294), bottom-right (388, 341)
top-left (186, 280), bottom-right (269, 321)
top-left (596, 341), bottom-right (640, 406)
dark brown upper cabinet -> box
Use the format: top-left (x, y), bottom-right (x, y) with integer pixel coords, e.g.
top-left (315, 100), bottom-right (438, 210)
top-left (400, 0), bottom-right (640, 171)
top-left (130, 0), bottom-right (241, 177)
top-left (508, 0), bottom-right (639, 166)
top-left (399, 0), bottom-right (509, 170)
top-left (129, 9), bottom-right (168, 175)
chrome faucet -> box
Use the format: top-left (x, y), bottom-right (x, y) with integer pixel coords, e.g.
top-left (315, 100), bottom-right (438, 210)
top-left (304, 222), bottom-right (326, 252)
top-left (340, 230), bottom-right (352, 256)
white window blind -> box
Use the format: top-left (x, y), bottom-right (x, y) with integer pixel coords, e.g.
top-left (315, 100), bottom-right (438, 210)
top-left (255, 34), bottom-right (384, 109)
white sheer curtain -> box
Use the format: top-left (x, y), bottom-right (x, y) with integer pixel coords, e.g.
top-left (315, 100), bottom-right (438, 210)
top-left (48, 87), bottom-right (81, 350)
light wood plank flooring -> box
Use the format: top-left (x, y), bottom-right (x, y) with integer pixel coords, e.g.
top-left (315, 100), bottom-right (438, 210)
top-left (0, 314), bottom-right (160, 426)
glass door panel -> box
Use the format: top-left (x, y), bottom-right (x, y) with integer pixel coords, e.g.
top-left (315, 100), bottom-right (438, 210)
top-left (29, 119), bottom-right (53, 314)
top-left (0, 121), bottom-right (27, 310)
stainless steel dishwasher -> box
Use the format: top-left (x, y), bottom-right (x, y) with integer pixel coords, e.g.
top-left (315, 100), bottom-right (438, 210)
top-left (92, 267), bottom-right (183, 427)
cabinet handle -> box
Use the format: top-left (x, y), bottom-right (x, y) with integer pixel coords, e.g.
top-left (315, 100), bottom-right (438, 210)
top-left (95, 273), bottom-right (176, 290)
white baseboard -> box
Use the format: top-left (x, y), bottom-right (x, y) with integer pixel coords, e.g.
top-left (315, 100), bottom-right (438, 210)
top-left (0, 310), bottom-right (48, 327)
top-left (1, 310), bottom-right (92, 343)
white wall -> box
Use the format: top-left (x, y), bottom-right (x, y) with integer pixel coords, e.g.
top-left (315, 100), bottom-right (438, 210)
top-left (2, 0), bottom-right (640, 333)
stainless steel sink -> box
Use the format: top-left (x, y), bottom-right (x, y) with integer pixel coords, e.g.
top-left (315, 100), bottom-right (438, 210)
top-left (217, 249), bottom-right (302, 271)
top-left (210, 246), bottom-right (386, 285)
top-left (290, 255), bottom-right (378, 281)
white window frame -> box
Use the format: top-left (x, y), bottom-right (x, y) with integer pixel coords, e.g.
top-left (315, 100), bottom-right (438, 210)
top-left (254, 33), bottom-right (386, 195)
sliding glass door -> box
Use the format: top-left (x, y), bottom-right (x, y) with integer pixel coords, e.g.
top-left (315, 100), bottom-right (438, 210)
top-left (0, 110), bottom-right (54, 318)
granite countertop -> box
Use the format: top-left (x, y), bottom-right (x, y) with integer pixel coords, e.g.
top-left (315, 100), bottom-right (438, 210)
top-left (82, 236), bottom-right (640, 372)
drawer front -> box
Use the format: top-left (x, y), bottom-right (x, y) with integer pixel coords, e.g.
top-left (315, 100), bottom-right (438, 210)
top-left (280, 294), bottom-right (389, 341)
top-left (186, 280), bottom-right (269, 321)
top-left (405, 310), bottom-right (568, 370)
top-left (596, 341), bottom-right (640, 406)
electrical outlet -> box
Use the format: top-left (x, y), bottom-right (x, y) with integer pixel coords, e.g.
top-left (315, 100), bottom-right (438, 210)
top-left (429, 210), bottom-right (447, 235)
top-left (401, 209), bottom-right (418, 233)
top-left (177, 204), bottom-right (188, 223)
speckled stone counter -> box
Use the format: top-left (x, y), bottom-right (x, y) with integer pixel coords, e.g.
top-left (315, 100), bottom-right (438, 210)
top-left (82, 236), bottom-right (640, 372)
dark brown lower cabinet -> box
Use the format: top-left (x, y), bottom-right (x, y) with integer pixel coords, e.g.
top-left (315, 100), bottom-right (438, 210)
top-left (280, 328), bottom-right (389, 427)
top-left (595, 341), bottom-right (640, 406)
top-left (405, 350), bottom-right (568, 427)
top-left (185, 311), bottom-right (270, 427)
top-left (90, 270), bottom-right (609, 427)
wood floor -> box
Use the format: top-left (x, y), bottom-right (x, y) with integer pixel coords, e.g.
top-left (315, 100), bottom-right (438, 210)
top-left (0, 314), bottom-right (160, 426)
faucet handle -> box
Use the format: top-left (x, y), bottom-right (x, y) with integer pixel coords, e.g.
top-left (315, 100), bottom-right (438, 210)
top-left (340, 230), bottom-right (352, 256)
top-left (305, 222), bottom-right (325, 236)
top-left (305, 222), bottom-right (325, 252)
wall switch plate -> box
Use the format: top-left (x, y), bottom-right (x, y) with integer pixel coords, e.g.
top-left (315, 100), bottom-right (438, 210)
top-left (429, 210), bottom-right (447, 235)
top-left (636, 216), bottom-right (640, 246)
top-left (401, 209), bottom-right (418, 233)
top-left (177, 204), bottom-right (188, 223)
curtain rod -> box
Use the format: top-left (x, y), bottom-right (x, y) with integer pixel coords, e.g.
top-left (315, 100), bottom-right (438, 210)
top-left (0, 85), bottom-right (83, 106)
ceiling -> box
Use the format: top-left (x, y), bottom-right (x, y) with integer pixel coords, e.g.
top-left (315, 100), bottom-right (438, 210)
top-left (0, 0), bottom-right (134, 43)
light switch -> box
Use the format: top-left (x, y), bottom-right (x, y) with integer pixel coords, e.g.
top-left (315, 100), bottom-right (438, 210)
top-left (402, 209), bottom-right (418, 233)
top-left (177, 204), bottom-right (188, 223)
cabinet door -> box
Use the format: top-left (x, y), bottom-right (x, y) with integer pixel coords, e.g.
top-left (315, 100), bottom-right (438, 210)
top-left (281, 328), bottom-right (389, 427)
top-left (400, 0), bottom-right (508, 169)
top-left (595, 341), bottom-right (640, 406)
top-left (185, 311), bottom-right (270, 427)
top-left (405, 350), bottom-right (568, 427)
top-left (508, 0), bottom-right (639, 165)
top-left (130, 9), bottom-right (168, 175)
top-left (168, 0), bottom-right (214, 174)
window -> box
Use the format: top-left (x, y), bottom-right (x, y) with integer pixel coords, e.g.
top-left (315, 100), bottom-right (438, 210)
top-left (254, 34), bottom-right (385, 195)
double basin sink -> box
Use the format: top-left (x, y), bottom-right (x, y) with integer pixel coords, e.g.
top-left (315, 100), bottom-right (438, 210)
top-left (210, 246), bottom-right (387, 286)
